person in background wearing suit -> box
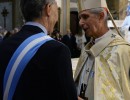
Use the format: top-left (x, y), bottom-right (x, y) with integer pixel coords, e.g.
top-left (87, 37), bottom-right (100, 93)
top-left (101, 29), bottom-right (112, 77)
top-left (51, 29), bottom-right (62, 42)
top-left (0, 0), bottom-right (77, 100)
top-left (74, 0), bottom-right (130, 100)
top-left (62, 29), bottom-right (80, 58)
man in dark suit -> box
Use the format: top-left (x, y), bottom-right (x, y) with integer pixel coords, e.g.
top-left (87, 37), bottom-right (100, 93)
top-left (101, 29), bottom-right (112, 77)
top-left (0, 0), bottom-right (77, 100)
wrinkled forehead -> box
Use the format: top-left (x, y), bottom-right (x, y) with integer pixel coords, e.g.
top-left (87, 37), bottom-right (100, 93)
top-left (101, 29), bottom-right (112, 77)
top-left (78, 9), bottom-right (93, 18)
top-left (79, 7), bottom-right (105, 16)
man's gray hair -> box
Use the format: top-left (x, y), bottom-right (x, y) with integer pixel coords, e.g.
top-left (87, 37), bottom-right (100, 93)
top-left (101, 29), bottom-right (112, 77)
top-left (89, 7), bottom-right (108, 24)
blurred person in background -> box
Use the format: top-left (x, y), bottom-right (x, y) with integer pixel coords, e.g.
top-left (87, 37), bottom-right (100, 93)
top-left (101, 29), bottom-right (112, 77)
top-left (3, 28), bottom-right (19, 40)
top-left (51, 29), bottom-right (62, 42)
top-left (75, 32), bottom-right (86, 52)
top-left (62, 29), bottom-right (80, 58)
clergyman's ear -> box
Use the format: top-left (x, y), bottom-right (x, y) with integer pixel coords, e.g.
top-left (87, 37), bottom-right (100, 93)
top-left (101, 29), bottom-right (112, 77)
top-left (99, 11), bottom-right (105, 21)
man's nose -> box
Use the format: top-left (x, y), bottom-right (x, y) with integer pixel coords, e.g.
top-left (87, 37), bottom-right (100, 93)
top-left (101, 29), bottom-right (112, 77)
top-left (79, 19), bottom-right (85, 27)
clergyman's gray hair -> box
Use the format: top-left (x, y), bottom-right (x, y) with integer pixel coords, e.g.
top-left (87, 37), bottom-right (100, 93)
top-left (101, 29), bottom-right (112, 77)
top-left (89, 7), bottom-right (108, 24)
top-left (20, 0), bottom-right (55, 22)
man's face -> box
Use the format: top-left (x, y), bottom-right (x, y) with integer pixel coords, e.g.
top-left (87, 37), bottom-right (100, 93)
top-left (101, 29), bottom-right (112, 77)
top-left (79, 10), bottom-right (100, 38)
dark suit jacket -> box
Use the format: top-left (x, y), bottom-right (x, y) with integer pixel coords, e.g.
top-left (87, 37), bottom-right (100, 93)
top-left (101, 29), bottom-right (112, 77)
top-left (0, 25), bottom-right (77, 100)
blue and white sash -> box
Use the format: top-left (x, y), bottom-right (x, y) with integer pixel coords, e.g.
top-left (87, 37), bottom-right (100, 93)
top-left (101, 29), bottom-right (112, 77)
top-left (3, 32), bottom-right (53, 100)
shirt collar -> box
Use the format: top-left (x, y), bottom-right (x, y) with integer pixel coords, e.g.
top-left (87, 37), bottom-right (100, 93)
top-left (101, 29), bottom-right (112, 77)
top-left (85, 30), bottom-right (118, 57)
top-left (95, 30), bottom-right (109, 43)
top-left (25, 22), bottom-right (48, 34)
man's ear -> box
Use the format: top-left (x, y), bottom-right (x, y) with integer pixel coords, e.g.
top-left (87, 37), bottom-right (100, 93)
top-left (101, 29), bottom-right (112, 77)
top-left (99, 12), bottom-right (104, 21)
top-left (44, 3), bottom-right (51, 17)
